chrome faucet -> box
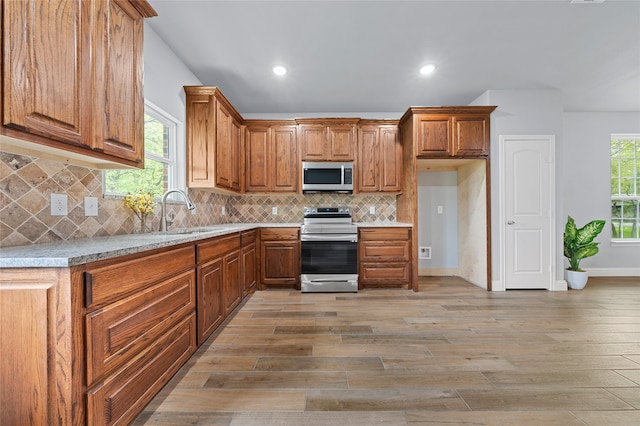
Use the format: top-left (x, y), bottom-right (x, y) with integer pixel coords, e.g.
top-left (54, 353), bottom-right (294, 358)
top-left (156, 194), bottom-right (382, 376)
top-left (159, 189), bottom-right (196, 232)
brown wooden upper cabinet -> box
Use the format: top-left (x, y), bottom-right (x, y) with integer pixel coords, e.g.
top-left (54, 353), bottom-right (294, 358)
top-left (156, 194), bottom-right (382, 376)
top-left (297, 118), bottom-right (358, 161)
top-left (184, 86), bottom-right (243, 193)
top-left (245, 121), bottom-right (299, 193)
top-left (357, 121), bottom-right (402, 193)
top-left (405, 107), bottom-right (496, 158)
top-left (1, 0), bottom-right (156, 169)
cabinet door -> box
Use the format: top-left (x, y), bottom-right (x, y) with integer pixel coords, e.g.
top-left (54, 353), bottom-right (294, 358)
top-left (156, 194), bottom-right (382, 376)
top-left (300, 125), bottom-right (327, 160)
top-left (197, 259), bottom-right (224, 345)
top-left (2, 0), bottom-right (91, 147)
top-left (93, 0), bottom-right (145, 164)
top-left (357, 126), bottom-right (379, 192)
top-left (223, 250), bottom-right (242, 315)
top-left (379, 126), bottom-right (402, 192)
top-left (186, 93), bottom-right (215, 187)
top-left (245, 126), bottom-right (271, 192)
top-left (272, 125), bottom-right (298, 192)
top-left (242, 243), bottom-right (257, 296)
top-left (230, 117), bottom-right (243, 190)
top-left (417, 115), bottom-right (451, 157)
top-left (451, 114), bottom-right (489, 157)
top-left (215, 101), bottom-right (233, 189)
top-left (260, 241), bottom-right (300, 288)
top-left (328, 125), bottom-right (355, 160)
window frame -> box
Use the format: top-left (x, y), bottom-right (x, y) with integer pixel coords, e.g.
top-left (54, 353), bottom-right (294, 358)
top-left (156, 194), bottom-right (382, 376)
top-left (103, 100), bottom-right (186, 200)
top-left (610, 133), bottom-right (640, 245)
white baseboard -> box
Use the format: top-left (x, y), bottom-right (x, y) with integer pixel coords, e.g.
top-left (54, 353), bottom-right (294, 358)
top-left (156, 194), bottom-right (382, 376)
top-left (491, 280), bottom-right (505, 292)
top-left (551, 280), bottom-right (568, 291)
top-left (587, 268), bottom-right (640, 277)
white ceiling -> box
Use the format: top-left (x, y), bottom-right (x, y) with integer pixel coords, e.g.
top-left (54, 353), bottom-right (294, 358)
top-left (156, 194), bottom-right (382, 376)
top-left (147, 0), bottom-right (640, 116)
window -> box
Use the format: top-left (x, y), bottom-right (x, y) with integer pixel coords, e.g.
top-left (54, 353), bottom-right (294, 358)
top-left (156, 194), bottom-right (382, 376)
top-left (104, 101), bottom-right (184, 198)
top-left (611, 134), bottom-right (640, 242)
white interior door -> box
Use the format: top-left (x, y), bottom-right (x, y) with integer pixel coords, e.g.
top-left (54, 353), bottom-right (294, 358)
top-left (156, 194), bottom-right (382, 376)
top-left (501, 135), bottom-right (555, 290)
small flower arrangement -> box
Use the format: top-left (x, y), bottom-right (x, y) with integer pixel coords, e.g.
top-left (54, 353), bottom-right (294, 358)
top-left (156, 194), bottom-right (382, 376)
top-left (124, 190), bottom-right (156, 233)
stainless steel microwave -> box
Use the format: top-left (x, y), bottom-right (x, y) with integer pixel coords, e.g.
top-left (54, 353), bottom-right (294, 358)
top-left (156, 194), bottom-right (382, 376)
top-left (302, 161), bottom-right (354, 193)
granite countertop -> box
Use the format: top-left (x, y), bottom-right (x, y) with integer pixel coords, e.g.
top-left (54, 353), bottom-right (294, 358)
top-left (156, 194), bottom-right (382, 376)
top-left (0, 222), bottom-right (411, 268)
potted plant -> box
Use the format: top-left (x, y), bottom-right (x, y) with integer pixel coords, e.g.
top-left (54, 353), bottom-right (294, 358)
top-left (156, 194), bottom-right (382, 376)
top-left (563, 216), bottom-right (605, 289)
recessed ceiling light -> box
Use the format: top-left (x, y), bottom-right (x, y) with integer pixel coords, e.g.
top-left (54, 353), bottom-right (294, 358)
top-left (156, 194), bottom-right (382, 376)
top-left (272, 65), bottom-right (287, 76)
top-left (419, 64), bottom-right (437, 75)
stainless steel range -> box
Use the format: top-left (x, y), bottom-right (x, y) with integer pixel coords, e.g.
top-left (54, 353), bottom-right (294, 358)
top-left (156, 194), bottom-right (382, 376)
top-left (300, 206), bottom-right (358, 293)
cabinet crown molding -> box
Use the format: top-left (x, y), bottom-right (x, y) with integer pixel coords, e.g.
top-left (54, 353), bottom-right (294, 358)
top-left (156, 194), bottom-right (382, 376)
top-left (399, 106), bottom-right (497, 125)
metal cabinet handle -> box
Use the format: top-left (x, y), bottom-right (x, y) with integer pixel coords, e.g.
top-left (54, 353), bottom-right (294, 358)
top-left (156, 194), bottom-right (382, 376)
top-left (507, 220), bottom-right (516, 225)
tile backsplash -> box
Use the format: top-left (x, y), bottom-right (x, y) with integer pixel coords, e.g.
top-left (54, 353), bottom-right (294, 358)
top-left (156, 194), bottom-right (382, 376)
top-left (0, 151), bottom-right (396, 248)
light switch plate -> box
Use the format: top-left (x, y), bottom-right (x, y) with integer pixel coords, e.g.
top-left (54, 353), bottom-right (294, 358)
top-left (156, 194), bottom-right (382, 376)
top-left (272, 206), bottom-right (278, 215)
top-left (84, 197), bottom-right (98, 216)
top-left (369, 206), bottom-right (375, 214)
top-left (51, 193), bottom-right (68, 216)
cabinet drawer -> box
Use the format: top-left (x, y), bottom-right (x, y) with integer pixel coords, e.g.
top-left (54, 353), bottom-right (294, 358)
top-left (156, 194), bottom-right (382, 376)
top-left (87, 313), bottom-right (196, 426)
top-left (85, 246), bottom-right (195, 308)
top-left (241, 229), bottom-right (257, 245)
top-left (85, 270), bottom-right (196, 387)
top-left (360, 240), bottom-right (410, 262)
top-left (359, 262), bottom-right (411, 284)
top-left (197, 233), bottom-right (241, 264)
top-left (260, 227), bottom-right (299, 241)
top-left (359, 227), bottom-right (410, 241)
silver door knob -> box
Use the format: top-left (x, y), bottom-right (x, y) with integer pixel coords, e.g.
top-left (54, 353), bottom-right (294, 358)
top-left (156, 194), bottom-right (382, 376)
top-left (507, 220), bottom-right (515, 225)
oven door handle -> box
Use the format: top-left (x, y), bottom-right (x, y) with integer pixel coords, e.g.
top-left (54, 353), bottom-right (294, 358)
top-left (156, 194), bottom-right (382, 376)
top-left (308, 278), bottom-right (355, 283)
top-left (300, 234), bottom-right (358, 242)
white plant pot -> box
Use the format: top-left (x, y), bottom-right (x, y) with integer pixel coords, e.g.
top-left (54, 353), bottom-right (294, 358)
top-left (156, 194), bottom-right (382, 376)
top-left (566, 269), bottom-right (589, 290)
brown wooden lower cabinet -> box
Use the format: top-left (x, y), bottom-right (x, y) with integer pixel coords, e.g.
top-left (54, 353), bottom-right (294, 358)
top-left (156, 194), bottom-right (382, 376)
top-left (196, 233), bottom-right (242, 344)
top-left (0, 227), bottom-right (300, 424)
top-left (259, 227), bottom-right (300, 289)
top-left (241, 230), bottom-right (257, 296)
top-left (0, 229), bottom-right (262, 425)
top-left (358, 227), bottom-right (412, 289)
top-left (82, 246), bottom-right (197, 425)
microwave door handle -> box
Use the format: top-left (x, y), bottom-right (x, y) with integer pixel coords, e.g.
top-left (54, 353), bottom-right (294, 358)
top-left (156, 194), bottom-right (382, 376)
top-left (341, 164), bottom-right (344, 185)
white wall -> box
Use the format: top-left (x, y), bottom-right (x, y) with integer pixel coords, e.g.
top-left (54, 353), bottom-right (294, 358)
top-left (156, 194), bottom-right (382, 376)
top-left (473, 89), bottom-right (640, 283)
top-left (417, 171), bottom-right (458, 272)
top-left (563, 112), bottom-right (640, 273)
top-left (143, 24), bottom-right (202, 124)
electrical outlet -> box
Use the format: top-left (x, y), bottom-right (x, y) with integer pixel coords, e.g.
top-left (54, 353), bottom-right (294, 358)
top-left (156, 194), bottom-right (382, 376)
top-left (272, 206), bottom-right (278, 215)
top-left (84, 197), bottom-right (98, 216)
top-left (51, 193), bottom-right (68, 216)
top-left (221, 206), bottom-right (226, 215)
top-left (437, 205), bottom-right (444, 214)
top-left (419, 246), bottom-right (432, 259)
top-left (369, 206), bottom-right (375, 214)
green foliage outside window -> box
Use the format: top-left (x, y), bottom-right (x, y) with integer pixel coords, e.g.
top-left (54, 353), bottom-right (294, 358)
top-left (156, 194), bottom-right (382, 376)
top-left (610, 136), bottom-right (640, 240)
top-left (104, 113), bottom-right (171, 198)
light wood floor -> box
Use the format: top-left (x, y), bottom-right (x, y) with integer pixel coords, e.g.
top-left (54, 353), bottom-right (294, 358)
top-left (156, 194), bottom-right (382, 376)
top-left (134, 276), bottom-right (640, 425)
